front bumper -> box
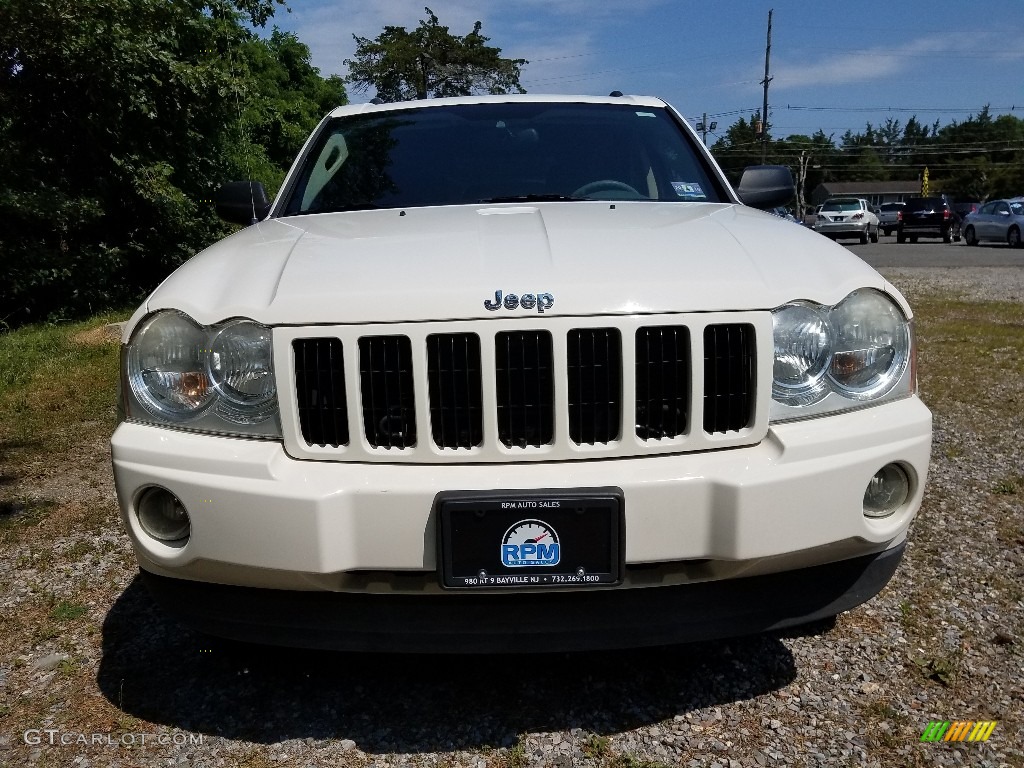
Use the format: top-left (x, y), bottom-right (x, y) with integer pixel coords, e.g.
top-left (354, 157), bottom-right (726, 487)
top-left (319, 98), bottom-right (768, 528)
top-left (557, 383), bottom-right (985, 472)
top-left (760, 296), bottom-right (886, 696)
top-left (112, 395), bottom-right (931, 589)
top-left (140, 542), bottom-right (906, 652)
top-left (814, 220), bottom-right (870, 239)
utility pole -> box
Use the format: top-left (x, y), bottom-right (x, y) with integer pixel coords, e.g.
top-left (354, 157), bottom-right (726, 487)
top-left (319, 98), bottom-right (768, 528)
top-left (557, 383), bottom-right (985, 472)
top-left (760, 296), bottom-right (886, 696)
top-left (695, 112), bottom-right (717, 146)
top-left (760, 9), bottom-right (773, 163)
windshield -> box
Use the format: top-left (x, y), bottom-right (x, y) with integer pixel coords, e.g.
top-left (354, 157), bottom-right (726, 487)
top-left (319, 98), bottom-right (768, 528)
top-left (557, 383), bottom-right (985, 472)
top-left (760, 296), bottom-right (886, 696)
top-left (822, 199), bottom-right (862, 212)
top-left (280, 102), bottom-right (726, 215)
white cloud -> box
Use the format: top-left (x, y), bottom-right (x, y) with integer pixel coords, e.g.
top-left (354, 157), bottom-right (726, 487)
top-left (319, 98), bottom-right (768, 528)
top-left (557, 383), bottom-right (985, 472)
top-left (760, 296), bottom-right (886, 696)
top-left (771, 36), bottom-right (968, 90)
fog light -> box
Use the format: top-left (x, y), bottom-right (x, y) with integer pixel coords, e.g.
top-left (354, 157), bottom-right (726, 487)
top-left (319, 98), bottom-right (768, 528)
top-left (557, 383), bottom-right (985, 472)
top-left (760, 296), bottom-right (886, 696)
top-left (863, 464), bottom-right (910, 519)
top-left (136, 487), bottom-right (191, 545)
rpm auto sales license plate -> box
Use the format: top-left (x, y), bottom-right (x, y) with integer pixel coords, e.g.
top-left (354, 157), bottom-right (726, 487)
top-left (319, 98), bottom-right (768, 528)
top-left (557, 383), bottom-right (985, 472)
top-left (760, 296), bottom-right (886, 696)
top-left (437, 488), bottom-right (624, 589)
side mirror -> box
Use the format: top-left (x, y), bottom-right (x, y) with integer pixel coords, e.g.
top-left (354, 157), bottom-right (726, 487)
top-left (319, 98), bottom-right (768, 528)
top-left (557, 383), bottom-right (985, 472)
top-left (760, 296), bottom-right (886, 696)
top-left (215, 181), bottom-right (272, 226)
top-left (736, 165), bottom-right (795, 210)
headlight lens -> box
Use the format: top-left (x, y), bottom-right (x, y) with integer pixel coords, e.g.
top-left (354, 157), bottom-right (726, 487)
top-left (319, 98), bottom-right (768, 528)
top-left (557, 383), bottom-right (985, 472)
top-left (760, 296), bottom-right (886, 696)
top-left (772, 303), bottom-right (832, 406)
top-left (771, 289), bottom-right (913, 422)
top-left (209, 320), bottom-right (277, 424)
top-left (828, 289), bottom-right (910, 399)
top-left (126, 311), bottom-right (279, 435)
top-left (128, 312), bottom-right (215, 421)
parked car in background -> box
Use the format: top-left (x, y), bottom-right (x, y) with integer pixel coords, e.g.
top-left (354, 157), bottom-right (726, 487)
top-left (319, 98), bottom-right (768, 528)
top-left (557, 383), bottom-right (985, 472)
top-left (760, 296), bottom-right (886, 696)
top-left (962, 199), bottom-right (1024, 247)
top-left (813, 197), bottom-right (879, 243)
top-left (876, 202), bottom-right (905, 236)
top-left (897, 197), bottom-right (960, 244)
top-left (802, 204), bottom-right (822, 227)
top-left (952, 201), bottom-right (980, 222)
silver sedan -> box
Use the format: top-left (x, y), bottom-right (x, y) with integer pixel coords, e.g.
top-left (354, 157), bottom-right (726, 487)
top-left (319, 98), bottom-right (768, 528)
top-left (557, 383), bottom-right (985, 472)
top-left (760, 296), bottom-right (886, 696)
top-left (962, 199), bottom-right (1024, 248)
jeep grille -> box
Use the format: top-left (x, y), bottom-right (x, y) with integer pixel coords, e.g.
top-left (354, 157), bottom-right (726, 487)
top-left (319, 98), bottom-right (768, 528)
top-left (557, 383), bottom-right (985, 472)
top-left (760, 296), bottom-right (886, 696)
top-left (282, 314), bottom-right (767, 462)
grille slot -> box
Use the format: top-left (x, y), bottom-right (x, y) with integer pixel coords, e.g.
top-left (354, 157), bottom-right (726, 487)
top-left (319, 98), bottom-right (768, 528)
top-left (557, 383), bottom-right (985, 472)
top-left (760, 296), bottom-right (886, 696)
top-left (358, 335), bottom-right (416, 449)
top-left (495, 330), bottom-right (554, 448)
top-left (427, 333), bottom-right (483, 449)
top-left (703, 323), bottom-right (755, 433)
top-left (293, 338), bottom-right (349, 447)
top-left (568, 328), bottom-right (622, 445)
top-left (635, 326), bottom-right (690, 440)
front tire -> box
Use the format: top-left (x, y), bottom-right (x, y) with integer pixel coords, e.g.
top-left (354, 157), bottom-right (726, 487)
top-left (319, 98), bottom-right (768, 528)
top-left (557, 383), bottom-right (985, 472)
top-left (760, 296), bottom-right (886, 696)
top-left (870, 226), bottom-right (879, 243)
top-left (1009, 226), bottom-right (1022, 248)
top-left (860, 230), bottom-right (869, 244)
top-left (965, 226), bottom-right (978, 246)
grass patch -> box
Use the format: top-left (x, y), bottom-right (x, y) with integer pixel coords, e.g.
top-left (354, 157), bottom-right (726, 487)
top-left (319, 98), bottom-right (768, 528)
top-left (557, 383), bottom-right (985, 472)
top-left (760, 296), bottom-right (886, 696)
top-left (0, 311), bottom-right (126, 463)
top-left (0, 498), bottom-right (58, 532)
top-left (50, 600), bottom-right (88, 622)
top-left (912, 297), bottom-right (1024, 413)
top-left (501, 736), bottom-right (529, 768)
top-left (911, 652), bottom-right (960, 687)
top-left (993, 475), bottom-right (1021, 495)
top-left (582, 733), bottom-right (612, 761)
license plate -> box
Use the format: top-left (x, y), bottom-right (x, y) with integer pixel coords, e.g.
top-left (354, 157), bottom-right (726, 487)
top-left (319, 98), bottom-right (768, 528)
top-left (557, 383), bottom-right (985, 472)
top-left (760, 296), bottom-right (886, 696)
top-left (437, 488), bottom-right (624, 589)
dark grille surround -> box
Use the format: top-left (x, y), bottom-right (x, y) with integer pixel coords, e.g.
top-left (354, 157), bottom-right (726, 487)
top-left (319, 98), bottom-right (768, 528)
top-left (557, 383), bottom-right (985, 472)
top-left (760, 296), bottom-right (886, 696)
top-left (285, 316), bottom-right (764, 461)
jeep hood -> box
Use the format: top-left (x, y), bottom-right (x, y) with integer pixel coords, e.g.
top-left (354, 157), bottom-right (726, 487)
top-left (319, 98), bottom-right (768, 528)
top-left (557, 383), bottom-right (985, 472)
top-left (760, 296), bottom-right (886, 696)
top-left (146, 203), bottom-right (896, 327)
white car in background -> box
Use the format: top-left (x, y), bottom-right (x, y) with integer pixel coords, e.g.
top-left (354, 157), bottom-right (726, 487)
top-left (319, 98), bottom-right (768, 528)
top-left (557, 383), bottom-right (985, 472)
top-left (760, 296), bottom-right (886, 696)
top-left (813, 198), bottom-right (880, 243)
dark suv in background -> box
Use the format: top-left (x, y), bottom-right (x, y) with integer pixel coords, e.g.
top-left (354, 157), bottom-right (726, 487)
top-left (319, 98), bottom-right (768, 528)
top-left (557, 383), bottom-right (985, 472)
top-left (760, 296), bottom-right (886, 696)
top-left (897, 197), bottom-right (961, 244)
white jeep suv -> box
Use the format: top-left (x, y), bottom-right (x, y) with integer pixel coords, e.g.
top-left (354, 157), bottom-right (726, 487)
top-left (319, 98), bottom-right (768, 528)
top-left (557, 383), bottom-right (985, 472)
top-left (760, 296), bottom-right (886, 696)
top-left (111, 94), bottom-right (931, 652)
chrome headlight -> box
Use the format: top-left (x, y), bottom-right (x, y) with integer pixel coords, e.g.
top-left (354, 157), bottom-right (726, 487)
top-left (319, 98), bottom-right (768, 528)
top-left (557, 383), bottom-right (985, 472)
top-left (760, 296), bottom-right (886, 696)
top-left (771, 289), bottom-right (913, 422)
top-left (772, 303), bottom-right (833, 407)
top-left (125, 311), bottom-right (280, 437)
top-left (209, 320), bottom-right (277, 424)
top-left (829, 289), bottom-right (910, 400)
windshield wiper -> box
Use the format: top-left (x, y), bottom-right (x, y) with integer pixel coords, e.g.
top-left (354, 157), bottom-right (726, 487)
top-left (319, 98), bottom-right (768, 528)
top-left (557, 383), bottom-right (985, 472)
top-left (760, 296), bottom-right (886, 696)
top-left (479, 194), bottom-right (583, 203)
top-left (306, 202), bottom-right (385, 213)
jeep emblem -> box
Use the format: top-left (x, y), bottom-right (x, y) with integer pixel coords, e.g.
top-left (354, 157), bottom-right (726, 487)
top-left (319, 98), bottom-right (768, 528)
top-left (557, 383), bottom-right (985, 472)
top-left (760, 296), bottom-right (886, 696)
top-left (484, 290), bottom-right (554, 313)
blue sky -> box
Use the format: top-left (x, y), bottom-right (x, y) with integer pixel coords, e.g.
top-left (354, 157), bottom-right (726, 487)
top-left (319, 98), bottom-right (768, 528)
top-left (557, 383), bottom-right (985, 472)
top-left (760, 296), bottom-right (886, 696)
top-left (267, 0), bottom-right (1024, 142)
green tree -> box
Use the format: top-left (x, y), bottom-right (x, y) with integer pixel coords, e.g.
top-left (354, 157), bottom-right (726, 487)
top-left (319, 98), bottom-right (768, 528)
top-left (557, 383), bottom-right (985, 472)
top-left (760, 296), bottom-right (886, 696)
top-left (0, 0), bottom-right (340, 326)
top-left (233, 29), bottom-right (348, 193)
top-left (709, 114), bottom-right (765, 184)
top-left (345, 7), bottom-right (527, 102)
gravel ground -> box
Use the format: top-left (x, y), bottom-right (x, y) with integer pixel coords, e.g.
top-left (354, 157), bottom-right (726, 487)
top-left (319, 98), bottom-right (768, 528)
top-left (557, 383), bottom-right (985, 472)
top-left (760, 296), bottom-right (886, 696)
top-left (1, 266), bottom-right (1022, 768)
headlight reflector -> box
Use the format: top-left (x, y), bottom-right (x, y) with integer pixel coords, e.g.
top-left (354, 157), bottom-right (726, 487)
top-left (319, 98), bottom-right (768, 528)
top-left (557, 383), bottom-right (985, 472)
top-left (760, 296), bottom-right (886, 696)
top-left (209, 320), bottom-right (277, 423)
top-left (128, 312), bottom-right (215, 420)
top-left (771, 303), bottom-right (832, 406)
top-left (126, 311), bottom-right (278, 435)
top-left (828, 289), bottom-right (910, 399)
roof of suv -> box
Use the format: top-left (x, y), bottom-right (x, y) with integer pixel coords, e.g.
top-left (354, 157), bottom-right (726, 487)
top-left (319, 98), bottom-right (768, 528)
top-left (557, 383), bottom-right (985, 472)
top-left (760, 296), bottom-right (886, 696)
top-left (904, 197), bottom-right (948, 210)
top-left (328, 93), bottom-right (669, 119)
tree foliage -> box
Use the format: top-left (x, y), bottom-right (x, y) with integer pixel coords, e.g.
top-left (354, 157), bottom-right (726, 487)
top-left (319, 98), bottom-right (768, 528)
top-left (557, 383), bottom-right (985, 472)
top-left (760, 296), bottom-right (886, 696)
top-left (345, 7), bottom-right (527, 102)
top-left (710, 106), bottom-right (1024, 212)
top-left (0, 0), bottom-right (344, 326)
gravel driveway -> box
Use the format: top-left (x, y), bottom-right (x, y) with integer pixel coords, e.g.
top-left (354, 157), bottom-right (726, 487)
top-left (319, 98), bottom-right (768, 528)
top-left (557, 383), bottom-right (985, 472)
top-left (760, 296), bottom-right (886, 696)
top-left (1, 267), bottom-right (1022, 768)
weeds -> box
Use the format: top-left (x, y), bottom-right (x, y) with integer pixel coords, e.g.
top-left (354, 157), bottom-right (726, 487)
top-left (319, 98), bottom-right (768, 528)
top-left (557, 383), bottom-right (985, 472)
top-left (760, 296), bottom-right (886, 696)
top-left (50, 601), bottom-right (88, 622)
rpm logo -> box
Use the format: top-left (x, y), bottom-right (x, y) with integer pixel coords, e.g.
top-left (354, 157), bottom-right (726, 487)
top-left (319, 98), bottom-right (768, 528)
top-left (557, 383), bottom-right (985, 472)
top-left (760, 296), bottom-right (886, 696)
top-left (501, 519), bottom-right (560, 567)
